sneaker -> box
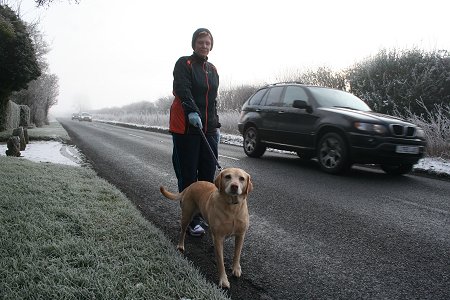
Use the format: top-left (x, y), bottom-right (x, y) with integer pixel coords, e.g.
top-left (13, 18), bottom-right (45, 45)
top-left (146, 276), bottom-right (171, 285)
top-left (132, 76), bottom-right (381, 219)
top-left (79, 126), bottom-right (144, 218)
top-left (188, 224), bottom-right (205, 237)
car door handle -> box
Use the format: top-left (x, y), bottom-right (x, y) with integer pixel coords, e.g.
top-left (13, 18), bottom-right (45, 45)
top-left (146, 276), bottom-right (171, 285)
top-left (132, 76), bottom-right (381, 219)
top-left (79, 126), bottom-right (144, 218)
top-left (278, 111), bottom-right (285, 114)
top-left (255, 109), bottom-right (262, 112)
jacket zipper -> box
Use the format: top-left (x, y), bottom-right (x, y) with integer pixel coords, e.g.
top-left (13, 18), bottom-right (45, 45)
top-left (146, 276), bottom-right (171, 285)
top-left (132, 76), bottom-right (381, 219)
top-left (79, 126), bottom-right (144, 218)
top-left (203, 61), bottom-right (209, 133)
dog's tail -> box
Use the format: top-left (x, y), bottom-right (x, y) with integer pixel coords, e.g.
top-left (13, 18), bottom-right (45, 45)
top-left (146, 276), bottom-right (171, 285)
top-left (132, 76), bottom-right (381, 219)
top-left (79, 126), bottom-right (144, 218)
top-left (159, 186), bottom-right (181, 201)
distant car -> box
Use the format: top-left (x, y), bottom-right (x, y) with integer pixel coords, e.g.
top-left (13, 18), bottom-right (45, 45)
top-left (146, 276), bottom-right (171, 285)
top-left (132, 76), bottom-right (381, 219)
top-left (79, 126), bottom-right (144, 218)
top-left (238, 82), bottom-right (427, 175)
top-left (78, 112), bottom-right (92, 122)
top-left (71, 113), bottom-right (80, 120)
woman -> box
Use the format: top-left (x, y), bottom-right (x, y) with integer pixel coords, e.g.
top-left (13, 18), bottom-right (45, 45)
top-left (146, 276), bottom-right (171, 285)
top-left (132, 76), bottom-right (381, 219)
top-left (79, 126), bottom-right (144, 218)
top-left (169, 28), bottom-right (220, 236)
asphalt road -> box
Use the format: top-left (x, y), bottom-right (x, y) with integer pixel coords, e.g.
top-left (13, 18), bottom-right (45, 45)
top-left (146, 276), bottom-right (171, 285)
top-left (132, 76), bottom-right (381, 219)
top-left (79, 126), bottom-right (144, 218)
top-left (59, 118), bottom-right (450, 300)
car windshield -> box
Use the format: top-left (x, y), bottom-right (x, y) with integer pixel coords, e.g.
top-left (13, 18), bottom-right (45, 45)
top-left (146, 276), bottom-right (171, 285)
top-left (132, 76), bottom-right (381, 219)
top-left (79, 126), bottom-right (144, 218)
top-left (309, 87), bottom-right (371, 111)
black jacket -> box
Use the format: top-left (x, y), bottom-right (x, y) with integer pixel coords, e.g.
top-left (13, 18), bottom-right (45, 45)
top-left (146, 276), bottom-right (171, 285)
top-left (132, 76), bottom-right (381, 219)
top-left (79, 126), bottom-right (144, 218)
top-left (170, 52), bottom-right (220, 134)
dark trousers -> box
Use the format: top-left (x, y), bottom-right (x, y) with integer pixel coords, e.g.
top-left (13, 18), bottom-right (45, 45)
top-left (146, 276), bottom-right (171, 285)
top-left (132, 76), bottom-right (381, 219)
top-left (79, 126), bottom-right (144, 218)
top-left (172, 132), bottom-right (219, 192)
top-left (172, 132), bottom-right (219, 226)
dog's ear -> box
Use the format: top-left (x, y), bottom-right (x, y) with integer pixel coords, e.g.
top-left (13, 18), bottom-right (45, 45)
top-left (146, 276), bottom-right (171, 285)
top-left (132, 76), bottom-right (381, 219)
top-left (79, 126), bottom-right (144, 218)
top-left (245, 174), bottom-right (253, 194)
top-left (214, 172), bottom-right (222, 191)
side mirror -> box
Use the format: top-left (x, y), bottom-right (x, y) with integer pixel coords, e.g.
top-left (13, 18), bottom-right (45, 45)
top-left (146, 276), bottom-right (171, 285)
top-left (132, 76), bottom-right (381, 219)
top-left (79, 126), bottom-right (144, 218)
top-left (293, 100), bottom-right (312, 113)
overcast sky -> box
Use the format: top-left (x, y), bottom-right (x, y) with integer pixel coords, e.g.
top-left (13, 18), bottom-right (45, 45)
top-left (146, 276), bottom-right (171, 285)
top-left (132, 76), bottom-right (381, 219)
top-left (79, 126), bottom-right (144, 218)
top-left (15, 0), bottom-right (450, 114)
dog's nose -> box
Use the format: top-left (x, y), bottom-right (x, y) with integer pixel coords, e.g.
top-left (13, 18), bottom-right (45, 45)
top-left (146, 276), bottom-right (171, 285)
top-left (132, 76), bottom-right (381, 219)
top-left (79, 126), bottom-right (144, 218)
top-left (230, 183), bottom-right (239, 193)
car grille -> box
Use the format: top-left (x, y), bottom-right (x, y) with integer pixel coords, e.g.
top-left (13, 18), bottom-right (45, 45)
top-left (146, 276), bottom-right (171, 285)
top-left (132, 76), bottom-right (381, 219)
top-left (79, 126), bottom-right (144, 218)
top-left (390, 124), bottom-right (416, 137)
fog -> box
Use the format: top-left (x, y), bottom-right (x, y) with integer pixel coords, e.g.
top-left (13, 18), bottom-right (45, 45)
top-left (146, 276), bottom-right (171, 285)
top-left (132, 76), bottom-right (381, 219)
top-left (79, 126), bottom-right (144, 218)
top-left (15, 0), bottom-right (450, 115)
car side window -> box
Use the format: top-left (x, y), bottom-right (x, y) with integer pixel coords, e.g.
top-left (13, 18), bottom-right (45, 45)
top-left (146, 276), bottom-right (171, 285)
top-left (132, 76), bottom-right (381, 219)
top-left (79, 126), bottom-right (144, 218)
top-left (263, 86), bottom-right (284, 107)
top-left (248, 88), bottom-right (267, 105)
top-left (282, 86), bottom-right (308, 107)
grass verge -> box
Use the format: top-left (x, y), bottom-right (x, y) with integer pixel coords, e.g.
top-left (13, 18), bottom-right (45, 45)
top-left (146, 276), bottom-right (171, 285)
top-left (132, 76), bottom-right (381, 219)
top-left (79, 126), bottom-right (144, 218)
top-left (0, 122), bottom-right (229, 300)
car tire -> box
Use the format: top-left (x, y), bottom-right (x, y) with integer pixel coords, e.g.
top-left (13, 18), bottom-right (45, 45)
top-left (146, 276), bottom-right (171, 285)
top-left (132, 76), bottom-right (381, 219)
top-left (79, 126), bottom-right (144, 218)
top-left (243, 127), bottom-right (266, 158)
top-left (380, 163), bottom-right (413, 175)
top-left (317, 132), bottom-right (350, 174)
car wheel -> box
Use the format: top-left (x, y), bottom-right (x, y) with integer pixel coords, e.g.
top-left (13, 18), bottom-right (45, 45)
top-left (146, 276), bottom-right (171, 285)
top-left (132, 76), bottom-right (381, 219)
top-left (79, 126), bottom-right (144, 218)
top-left (317, 132), bottom-right (350, 174)
top-left (243, 127), bottom-right (266, 158)
top-left (380, 164), bottom-right (413, 175)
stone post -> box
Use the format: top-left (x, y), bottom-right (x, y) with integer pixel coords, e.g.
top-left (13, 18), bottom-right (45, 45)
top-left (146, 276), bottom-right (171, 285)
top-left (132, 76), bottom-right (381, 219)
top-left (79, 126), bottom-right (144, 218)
top-left (5, 136), bottom-right (21, 157)
top-left (12, 126), bottom-right (26, 151)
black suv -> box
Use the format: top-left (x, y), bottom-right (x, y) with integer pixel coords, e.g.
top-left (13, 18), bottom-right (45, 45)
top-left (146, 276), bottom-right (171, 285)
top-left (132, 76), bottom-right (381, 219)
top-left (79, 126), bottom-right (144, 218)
top-left (238, 83), bottom-right (426, 175)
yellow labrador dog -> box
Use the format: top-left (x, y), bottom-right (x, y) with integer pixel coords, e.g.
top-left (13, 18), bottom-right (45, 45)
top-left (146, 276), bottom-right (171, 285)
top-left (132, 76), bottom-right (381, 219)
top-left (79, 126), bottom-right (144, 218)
top-left (160, 167), bottom-right (253, 288)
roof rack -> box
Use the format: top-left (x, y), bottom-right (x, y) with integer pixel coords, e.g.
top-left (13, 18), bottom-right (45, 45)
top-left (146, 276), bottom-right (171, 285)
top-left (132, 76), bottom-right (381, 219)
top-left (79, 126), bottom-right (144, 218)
top-left (265, 81), bottom-right (303, 87)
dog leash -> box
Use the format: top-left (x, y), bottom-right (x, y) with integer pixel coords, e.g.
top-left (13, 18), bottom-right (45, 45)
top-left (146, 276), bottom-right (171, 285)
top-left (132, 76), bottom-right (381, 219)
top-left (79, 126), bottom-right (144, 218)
top-left (198, 127), bottom-right (222, 171)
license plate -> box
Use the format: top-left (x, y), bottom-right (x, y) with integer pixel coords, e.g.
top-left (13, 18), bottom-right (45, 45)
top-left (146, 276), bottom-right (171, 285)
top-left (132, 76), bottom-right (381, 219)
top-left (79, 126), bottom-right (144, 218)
top-left (396, 145), bottom-right (419, 154)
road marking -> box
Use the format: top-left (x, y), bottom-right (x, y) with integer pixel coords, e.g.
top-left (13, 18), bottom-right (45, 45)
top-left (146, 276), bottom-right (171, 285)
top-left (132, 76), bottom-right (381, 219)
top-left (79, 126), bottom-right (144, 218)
top-left (388, 196), bottom-right (449, 216)
top-left (400, 199), bottom-right (449, 215)
top-left (219, 154), bottom-right (239, 161)
top-left (128, 134), bottom-right (144, 139)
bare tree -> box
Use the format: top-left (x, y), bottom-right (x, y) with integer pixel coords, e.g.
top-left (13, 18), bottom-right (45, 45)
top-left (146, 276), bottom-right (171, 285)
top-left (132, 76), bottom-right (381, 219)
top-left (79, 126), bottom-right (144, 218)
top-left (11, 73), bottom-right (59, 126)
top-left (275, 66), bottom-right (346, 90)
top-left (217, 85), bottom-right (260, 111)
top-left (301, 67), bottom-right (346, 90)
top-left (35, 0), bottom-right (79, 7)
top-left (155, 95), bottom-right (174, 113)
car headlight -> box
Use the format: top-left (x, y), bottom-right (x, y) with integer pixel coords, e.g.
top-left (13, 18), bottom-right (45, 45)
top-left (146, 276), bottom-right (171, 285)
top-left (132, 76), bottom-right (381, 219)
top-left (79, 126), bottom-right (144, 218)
top-left (354, 122), bottom-right (387, 134)
top-left (415, 128), bottom-right (425, 138)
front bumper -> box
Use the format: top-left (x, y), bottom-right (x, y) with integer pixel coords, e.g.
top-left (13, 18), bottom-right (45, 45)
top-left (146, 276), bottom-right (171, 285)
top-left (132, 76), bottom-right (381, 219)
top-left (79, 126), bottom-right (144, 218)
top-left (348, 132), bottom-right (426, 165)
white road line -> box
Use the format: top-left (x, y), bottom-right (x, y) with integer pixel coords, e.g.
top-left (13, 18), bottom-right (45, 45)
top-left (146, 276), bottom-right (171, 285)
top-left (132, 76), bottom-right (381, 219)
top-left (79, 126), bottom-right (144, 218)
top-left (219, 154), bottom-right (239, 161)
top-left (387, 196), bottom-right (450, 216)
top-left (128, 134), bottom-right (144, 139)
top-left (399, 199), bottom-right (450, 216)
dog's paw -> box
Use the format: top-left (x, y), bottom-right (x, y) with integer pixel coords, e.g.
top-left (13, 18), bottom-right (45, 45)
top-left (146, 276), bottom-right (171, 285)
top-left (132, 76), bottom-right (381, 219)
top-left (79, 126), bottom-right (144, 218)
top-left (232, 265), bottom-right (242, 278)
top-left (218, 277), bottom-right (230, 289)
top-left (177, 245), bottom-right (185, 253)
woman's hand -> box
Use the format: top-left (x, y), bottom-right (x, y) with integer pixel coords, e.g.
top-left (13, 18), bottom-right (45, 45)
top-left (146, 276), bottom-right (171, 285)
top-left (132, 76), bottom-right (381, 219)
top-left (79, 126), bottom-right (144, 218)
top-left (188, 112), bottom-right (203, 129)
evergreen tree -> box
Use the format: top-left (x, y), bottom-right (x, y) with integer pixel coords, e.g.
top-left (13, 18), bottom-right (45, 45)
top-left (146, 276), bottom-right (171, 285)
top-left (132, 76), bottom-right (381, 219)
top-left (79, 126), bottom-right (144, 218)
top-left (0, 5), bottom-right (41, 130)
